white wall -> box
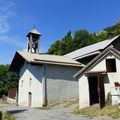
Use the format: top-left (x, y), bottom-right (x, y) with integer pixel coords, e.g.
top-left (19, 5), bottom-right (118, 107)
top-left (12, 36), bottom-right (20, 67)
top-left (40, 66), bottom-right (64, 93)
top-left (90, 54), bottom-right (120, 104)
top-left (79, 54), bottom-right (120, 108)
top-left (79, 75), bottom-right (89, 109)
top-left (18, 62), bottom-right (43, 107)
top-left (46, 65), bottom-right (80, 104)
top-left (18, 62), bottom-right (81, 107)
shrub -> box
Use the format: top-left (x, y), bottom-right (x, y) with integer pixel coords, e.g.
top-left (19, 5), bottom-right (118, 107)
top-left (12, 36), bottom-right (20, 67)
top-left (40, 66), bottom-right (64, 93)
top-left (2, 112), bottom-right (15, 120)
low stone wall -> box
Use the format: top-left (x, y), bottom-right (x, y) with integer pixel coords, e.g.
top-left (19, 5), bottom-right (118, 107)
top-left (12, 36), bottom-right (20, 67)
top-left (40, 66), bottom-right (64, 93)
top-left (7, 97), bottom-right (16, 104)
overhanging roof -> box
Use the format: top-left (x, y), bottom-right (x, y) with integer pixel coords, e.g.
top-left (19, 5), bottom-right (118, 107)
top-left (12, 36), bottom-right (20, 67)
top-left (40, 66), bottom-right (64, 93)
top-left (27, 28), bottom-right (41, 37)
top-left (10, 51), bottom-right (84, 72)
top-left (64, 35), bottom-right (120, 60)
top-left (85, 70), bottom-right (107, 76)
top-left (74, 46), bottom-right (120, 78)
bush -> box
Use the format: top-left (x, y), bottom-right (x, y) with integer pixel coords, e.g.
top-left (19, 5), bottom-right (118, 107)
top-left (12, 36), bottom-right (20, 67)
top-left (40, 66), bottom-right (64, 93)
top-left (2, 112), bottom-right (15, 120)
top-left (106, 92), bottom-right (111, 105)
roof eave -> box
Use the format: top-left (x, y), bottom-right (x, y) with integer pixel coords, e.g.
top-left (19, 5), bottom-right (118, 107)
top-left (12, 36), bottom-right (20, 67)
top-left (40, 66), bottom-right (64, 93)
top-left (30, 61), bottom-right (83, 67)
top-left (73, 51), bottom-right (100, 60)
top-left (9, 52), bottom-right (25, 72)
top-left (74, 45), bottom-right (116, 78)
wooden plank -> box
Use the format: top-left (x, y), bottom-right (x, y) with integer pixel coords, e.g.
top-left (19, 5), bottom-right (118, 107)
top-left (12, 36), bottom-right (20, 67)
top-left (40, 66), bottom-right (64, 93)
top-left (98, 74), bottom-right (105, 109)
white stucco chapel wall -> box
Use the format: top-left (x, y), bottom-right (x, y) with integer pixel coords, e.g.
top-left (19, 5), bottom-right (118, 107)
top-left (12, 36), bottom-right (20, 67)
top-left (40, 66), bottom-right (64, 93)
top-left (18, 62), bottom-right (43, 107)
top-left (79, 54), bottom-right (120, 109)
top-left (18, 62), bottom-right (81, 107)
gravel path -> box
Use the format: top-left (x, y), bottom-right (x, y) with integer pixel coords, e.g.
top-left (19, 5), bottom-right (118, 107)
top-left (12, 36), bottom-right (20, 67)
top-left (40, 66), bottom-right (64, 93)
top-left (0, 103), bottom-right (115, 120)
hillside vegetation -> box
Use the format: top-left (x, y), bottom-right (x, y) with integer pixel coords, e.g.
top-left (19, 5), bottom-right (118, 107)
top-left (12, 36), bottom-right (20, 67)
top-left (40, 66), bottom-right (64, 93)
top-left (0, 65), bottom-right (18, 97)
top-left (48, 23), bottom-right (120, 55)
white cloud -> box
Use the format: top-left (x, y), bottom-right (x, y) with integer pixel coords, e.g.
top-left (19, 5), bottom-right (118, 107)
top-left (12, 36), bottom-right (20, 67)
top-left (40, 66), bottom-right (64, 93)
top-left (0, 0), bottom-right (15, 34)
top-left (0, 16), bottom-right (10, 34)
top-left (0, 35), bottom-right (25, 47)
top-left (0, 0), bottom-right (26, 48)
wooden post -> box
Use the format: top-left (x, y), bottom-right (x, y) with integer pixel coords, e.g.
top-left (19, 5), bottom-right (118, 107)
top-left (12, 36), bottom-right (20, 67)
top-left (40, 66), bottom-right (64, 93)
top-left (98, 74), bottom-right (105, 109)
top-left (30, 34), bottom-right (32, 53)
top-left (37, 36), bottom-right (40, 54)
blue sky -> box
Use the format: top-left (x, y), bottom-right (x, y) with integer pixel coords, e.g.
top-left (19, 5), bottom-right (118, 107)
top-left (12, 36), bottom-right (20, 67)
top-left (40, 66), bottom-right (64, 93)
top-left (0, 0), bottom-right (120, 64)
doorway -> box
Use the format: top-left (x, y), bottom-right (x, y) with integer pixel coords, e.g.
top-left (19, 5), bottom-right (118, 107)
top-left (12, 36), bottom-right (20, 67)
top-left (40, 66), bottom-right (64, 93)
top-left (28, 92), bottom-right (32, 107)
top-left (88, 74), bottom-right (105, 108)
top-left (88, 76), bottom-right (99, 105)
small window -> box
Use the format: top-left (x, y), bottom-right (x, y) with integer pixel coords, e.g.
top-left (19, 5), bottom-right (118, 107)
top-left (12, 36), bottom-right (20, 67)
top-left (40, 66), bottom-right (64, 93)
top-left (29, 78), bottom-right (32, 87)
top-left (106, 59), bottom-right (116, 72)
top-left (21, 80), bottom-right (24, 87)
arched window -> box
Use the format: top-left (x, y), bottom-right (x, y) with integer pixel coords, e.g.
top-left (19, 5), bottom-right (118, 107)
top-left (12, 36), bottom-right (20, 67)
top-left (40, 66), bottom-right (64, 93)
top-left (21, 80), bottom-right (24, 87)
top-left (29, 78), bottom-right (32, 87)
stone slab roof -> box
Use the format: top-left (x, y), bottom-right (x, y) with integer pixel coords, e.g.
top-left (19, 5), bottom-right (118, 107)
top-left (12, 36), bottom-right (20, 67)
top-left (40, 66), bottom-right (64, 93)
top-left (17, 51), bottom-right (84, 66)
top-left (10, 51), bottom-right (84, 72)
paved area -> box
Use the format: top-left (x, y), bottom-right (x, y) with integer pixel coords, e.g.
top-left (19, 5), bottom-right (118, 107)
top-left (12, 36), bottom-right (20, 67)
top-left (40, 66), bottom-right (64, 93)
top-left (0, 103), bottom-right (115, 120)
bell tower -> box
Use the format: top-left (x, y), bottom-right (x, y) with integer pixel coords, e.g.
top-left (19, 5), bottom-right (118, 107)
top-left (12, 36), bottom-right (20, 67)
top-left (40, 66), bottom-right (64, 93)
top-left (27, 28), bottom-right (41, 53)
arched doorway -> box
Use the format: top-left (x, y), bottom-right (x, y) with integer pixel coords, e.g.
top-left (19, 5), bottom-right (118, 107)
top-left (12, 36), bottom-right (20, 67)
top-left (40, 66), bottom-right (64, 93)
top-left (28, 92), bottom-right (32, 107)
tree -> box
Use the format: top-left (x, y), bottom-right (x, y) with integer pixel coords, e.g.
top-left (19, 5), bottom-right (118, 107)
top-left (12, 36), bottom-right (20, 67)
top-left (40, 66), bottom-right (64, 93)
top-left (95, 31), bottom-right (108, 42)
top-left (4, 72), bottom-right (18, 90)
top-left (104, 23), bottom-right (120, 33)
top-left (0, 65), bottom-right (18, 97)
top-left (47, 22), bottom-right (120, 56)
top-left (59, 31), bottom-right (73, 55)
top-left (72, 30), bottom-right (91, 50)
top-left (48, 40), bottom-right (61, 55)
top-left (48, 31), bottom-right (73, 55)
top-left (0, 65), bottom-right (9, 81)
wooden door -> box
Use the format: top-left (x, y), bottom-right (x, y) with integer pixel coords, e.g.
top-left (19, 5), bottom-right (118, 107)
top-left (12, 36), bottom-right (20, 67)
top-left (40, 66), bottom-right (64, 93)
top-left (28, 92), bottom-right (32, 107)
top-left (88, 76), bottom-right (99, 105)
top-left (98, 74), bottom-right (105, 109)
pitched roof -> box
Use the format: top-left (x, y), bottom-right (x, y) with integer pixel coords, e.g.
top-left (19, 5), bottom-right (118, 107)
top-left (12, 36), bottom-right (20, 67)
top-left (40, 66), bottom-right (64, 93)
top-left (10, 51), bottom-right (84, 72)
top-left (74, 46), bottom-right (120, 78)
top-left (27, 28), bottom-right (41, 36)
top-left (64, 35), bottom-right (120, 60)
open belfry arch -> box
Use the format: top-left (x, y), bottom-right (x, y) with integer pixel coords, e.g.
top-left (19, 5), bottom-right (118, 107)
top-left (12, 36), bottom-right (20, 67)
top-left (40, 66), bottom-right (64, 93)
top-left (27, 28), bottom-right (41, 53)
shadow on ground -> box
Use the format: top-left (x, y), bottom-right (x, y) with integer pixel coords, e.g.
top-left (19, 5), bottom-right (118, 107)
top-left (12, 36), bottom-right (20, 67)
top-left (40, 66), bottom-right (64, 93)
top-left (8, 109), bottom-right (28, 114)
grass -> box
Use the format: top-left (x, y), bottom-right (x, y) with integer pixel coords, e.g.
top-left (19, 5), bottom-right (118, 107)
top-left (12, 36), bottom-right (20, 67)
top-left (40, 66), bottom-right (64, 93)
top-left (36, 106), bottom-right (51, 110)
top-left (63, 99), bottom-right (79, 108)
top-left (36, 99), bottom-right (79, 110)
top-left (36, 102), bottom-right (60, 110)
top-left (73, 105), bottom-right (120, 119)
top-left (2, 112), bottom-right (15, 120)
top-left (0, 99), bottom-right (9, 104)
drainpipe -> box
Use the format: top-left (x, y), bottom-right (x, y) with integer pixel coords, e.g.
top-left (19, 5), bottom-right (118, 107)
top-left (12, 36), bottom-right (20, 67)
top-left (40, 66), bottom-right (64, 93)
top-left (42, 64), bottom-right (48, 106)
